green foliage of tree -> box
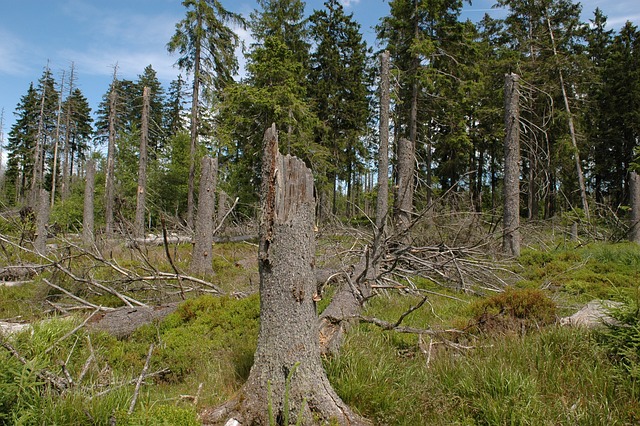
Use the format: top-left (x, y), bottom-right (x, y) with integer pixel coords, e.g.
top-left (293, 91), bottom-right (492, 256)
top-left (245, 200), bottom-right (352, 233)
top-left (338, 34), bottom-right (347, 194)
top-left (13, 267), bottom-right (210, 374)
top-left (309, 0), bottom-right (372, 216)
top-left (4, 84), bottom-right (39, 204)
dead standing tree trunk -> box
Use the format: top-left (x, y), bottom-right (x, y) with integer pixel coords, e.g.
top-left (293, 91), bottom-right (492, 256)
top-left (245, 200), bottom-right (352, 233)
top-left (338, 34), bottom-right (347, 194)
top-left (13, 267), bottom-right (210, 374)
top-left (191, 156), bottom-right (218, 276)
top-left (394, 137), bottom-right (415, 244)
top-left (134, 86), bottom-right (150, 239)
top-left (503, 73), bottom-right (521, 257)
top-left (376, 50), bottom-right (390, 232)
top-left (105, 66), bottom-right (118, 237)
top-left (201, 125), bottom-right (368, 426)
top-left (83, 159), bottom-right (95, 247)
top-left (630, 171), bottom-right (640, 244)
top-left (34, 189), bottom-right (50, 255)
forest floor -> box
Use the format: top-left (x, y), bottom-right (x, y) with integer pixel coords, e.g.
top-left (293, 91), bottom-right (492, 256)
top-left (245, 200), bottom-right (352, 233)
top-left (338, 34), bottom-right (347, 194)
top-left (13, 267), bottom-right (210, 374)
top-left (1, 218), bottom-right (640, 425)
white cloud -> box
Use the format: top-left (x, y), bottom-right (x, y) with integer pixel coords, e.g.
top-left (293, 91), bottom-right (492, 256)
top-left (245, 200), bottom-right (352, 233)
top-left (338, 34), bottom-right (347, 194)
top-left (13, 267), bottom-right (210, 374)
top-left (0, 29), bottom-right (32, 76)
top-left (340, 0), bottom-right (361, 7)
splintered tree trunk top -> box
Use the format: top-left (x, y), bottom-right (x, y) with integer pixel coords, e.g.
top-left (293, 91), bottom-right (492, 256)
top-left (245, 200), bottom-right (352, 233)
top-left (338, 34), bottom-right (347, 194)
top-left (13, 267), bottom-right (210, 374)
top-left (201, 124), bottom-right (369, 426)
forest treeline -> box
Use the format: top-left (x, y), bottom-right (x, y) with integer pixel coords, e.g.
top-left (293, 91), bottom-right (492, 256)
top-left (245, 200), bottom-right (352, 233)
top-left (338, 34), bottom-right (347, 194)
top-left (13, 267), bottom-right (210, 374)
top-left (2, 0), bottom-right (640, 232)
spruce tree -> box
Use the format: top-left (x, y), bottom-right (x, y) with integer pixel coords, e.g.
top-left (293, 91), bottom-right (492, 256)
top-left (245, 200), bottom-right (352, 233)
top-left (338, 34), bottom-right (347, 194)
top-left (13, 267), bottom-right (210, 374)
top-left (168, 0), bottom-right (244, 228)
top-left (309, 0), bottom-right (371, 217)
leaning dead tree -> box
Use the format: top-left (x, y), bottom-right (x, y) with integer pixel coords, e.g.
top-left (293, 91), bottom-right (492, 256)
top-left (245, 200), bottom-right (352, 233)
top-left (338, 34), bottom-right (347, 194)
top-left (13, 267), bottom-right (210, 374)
top-left (201, 125), bottom-right (369, 426)
top-left (503, 73), bottom-right (521, 257)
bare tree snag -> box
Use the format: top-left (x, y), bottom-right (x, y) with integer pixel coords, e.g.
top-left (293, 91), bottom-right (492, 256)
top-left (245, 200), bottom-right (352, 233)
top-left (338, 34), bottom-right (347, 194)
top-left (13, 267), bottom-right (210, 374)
top-left (547, 16), bottom-right (590, 222)
top-left (394, 137), bottom-right (415, 244)
top-left (83, 159), bottom-right (96, 246)
top-left (105, 66), bottom-right (118, 236)
top-left (191, 156), bottom-right (218, 276)
top-left (376, 50), bottom-right (390, 232)
top-left (50, 70), bottom-right (65, 207)
top-left (216, 189), bottom-right (229, 231)
top-left (630, 171), bottom-right (640, 244)
top-left (134, 86), bottom-right (150, 239)
top-left (61, 63), bottom-right (76, 200)
top-left (34, 189), bottom-right (50, 255)
top-left (503, 73), bottom-right (521, 257)
top-left (201, 125), bottom-right (369, 426)
top-left (31, 62), bottom-right (49, 204)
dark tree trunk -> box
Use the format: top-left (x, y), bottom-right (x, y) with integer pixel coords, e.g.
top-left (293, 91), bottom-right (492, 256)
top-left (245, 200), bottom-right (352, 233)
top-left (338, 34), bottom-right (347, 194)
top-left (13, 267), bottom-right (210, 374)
top-left (630, 171), bottom-right (640, 244)
top-left (201, 125), bottom-right (368, 426)
top-left (191, 156), bottom-right (218, 276)
top-left (503, 73), bottom-right (521, 257)
top-left (34, 189), bottom-right (50, 255)
top-left (376, 50), bottom-right (390, 232)
top-left (83, 159), bottom-right (95, 246)
top-left (134, 87), bottom-right (150, 239)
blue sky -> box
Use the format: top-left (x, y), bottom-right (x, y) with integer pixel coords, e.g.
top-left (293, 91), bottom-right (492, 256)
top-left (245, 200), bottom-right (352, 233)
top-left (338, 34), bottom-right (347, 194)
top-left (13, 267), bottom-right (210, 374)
top-left (0, 0), bottom-right (639, 150)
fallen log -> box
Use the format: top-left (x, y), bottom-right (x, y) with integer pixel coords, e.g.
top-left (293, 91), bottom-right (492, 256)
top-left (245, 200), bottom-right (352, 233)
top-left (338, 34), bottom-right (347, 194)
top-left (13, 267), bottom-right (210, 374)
top-left (125, 234), bottom-right (258, 247)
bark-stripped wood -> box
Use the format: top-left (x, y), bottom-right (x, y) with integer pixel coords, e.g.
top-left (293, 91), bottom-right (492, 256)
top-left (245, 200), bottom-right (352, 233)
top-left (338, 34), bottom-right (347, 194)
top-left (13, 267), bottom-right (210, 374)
top-left (134, 86), bottom-right (150, 239)
top-left (83, 159), bottom-right (95, 246)
top-left (34, 189), bottom-right (50, 255)
top-left (503, 73), bottom-right (521, 257)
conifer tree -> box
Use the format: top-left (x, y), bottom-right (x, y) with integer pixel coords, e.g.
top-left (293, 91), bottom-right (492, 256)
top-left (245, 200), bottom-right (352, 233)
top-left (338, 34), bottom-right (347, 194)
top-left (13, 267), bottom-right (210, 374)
top-left (5, 84), bottom-right (40, 203)
top-left (309, 0), bottom-right (371, 217)
top-left (168, 0), bottom-right (244, 228)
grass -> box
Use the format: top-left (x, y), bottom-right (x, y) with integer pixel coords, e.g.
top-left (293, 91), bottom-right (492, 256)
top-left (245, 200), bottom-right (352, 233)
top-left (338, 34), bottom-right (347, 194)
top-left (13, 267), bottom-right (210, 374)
top-left (1, 235), bottom-right (640, 424)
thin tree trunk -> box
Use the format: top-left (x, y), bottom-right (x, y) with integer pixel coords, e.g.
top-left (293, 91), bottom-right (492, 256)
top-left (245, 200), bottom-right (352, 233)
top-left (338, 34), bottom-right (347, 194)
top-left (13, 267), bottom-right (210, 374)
top-left (83, 159), bottom-right (95, 247)
top-left (202, 125), bottom-right (368, 426)
top-left (186, 15), bottom-right (202, 230)
top-left (61, 63), bottom-right (75, 200)
top-left (216, 189), bottom-right (228, 230)
top-left (547, 16), bottom-right (590, 222)
top-left (34, 189), bottom-right (50, 255)
top-left (105, 66), bottom-right (118, 236)
top-left (191, 156), bottom-right (217, 276)
top-left (630, 171), bottom-right (640, 244)
top-left (375, 50), bottom-right (390, 231)
top-left (134, 87), bottom-right (150, 239)
top-left (503, 73), bottom-right (521, 257)
top-left (31, 64), bottom-right (49, 205)
top-left (50, 70), bottom-right (65, 208)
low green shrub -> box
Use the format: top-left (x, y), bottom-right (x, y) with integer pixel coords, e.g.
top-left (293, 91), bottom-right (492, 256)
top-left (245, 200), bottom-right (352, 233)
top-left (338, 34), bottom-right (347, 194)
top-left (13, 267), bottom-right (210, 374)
top-left (470, 288), bottom-right (557, 333)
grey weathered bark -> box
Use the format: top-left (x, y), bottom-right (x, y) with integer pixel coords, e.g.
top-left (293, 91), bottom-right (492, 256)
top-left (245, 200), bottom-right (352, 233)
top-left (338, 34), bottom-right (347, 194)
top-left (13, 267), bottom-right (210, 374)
top-left (394, 137), bottom-right (415, 243)
top-left (630, 171), bottom-right (640, 244)
top-left (34, 189), bottom-right (50, 255)
top-left (61, 63), bottom-right (75, 200)
top-left (503, 73), bottom-right (521, 257)
top-left (216, 189), bottom-right (229, 230)
top-left (186, 14), bottom-right (202, 230)
top-left (547, 16), bottom-right (590, 223)
top-left (50, 70), bottom-right (65, 208)
top-left (191, 156), bottom-right (218, 276)
top-left (31, 65), bottom-right (48, 205)
top-left (83, 159), bottom-right (95, 247)
top-left (105, 67), bottom-right (118, 236)
top-left (201, 125), bottom-right (369, 426)
top-left (134, 86), bottom-right (150, 239)
top-left (376, 50), bottom-right (390, 232)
